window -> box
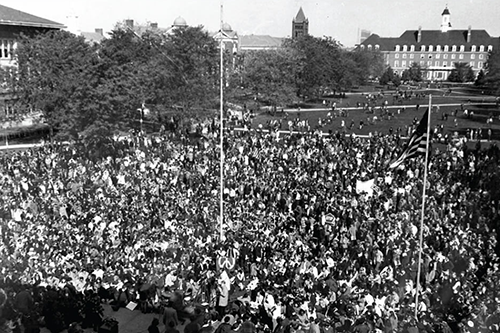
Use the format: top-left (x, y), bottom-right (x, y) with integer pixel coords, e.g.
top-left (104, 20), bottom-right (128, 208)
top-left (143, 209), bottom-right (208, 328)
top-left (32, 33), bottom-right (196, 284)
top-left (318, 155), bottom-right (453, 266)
top-left (360, 45), bottom-right (365, 50)
top-left (375, 44), bottom-right (380, 50)
top-left (402, 60), bottom-right (407, 67)
top-left (410, 45), bottom-right (415, 52)
top-left (436, 54), bottom-right (440, 59)
top-left (420, 54), bottom-right (425, 59)
top-left (420, 60), bottom-right (425, 66)
top-left (451, 54), bottom-right (456, 59)
top-left (436, 45), bottom-right (441, 52)
top-left (471, 45), bottom-right (477, 52)
top-left (403, 45), bottom-right (408, 52)
top-left (443, 54), bottom-right (448, 59)
top-left (395, 53), bottom-right (399, 58)
top-left (452, 45), bottom-right (457, 52)
top-left (443, 61), bottom-right (447, 67)
top-left (435, 61), bottom-right (439, 66)
top-left (410, 54), bottom-right (414, 59)
top-left (395, 45), bottom-right (400, 52)
top-left (459, 54), bottom-right (464, 59)
top-left (470, 61), bottom-right (475, 67)
top-left (402, 53), bottom-right (407, 58)
top-left (367, 45), bottom-right (373, 51)
top-left (394, 60), bottom-right (399, 67)
top-left (471, 54), bottom-right (475, 59)
top-left (444, 45), bottom-right (449, 52)
top-left (488, 45), bottom-right (493, 52)
top-left (427, 61), bottom-right (432, 66)
top-left (478, 62), bottom-right (483, 68)
top-left (1, 40), bottom-right (12, 59)
top-left (479, 45), bottom-right (485, 52)
top-left (479, 54), bottom-right (484, 59)
top-left (429, 45), bottom-right (434, 52)
top-left (460, 45), bottom-right (465, 52)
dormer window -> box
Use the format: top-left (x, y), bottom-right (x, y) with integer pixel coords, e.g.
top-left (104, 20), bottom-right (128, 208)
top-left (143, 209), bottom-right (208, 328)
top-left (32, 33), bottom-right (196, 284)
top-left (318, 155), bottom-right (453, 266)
top-left (471, 45), bottom-right (477, 52)
top-left (395, 45), bottom-right (400, 52)
top-left (436, 45), bottom-right (441, 52)
top-left (452, 45), bottom-right (457, 52)
top-left (421, 45), bottom-right (426, 52)
top-left (410, 45), bottom-right (415, 52)
top-left (444, 45), bottom-right (449, 52)
top-left (375, 45), bottom-right (380, 50)
top-left (488, 45), bottom-right (493, 52)
top-left (403, 45), bottom-right (408, 52)
top-left (428, 45), bottom-right (434, 52)
top-left (460, 45), bottom-right (465, 52)
top-left (367, 45), bottom-right (372, 51)
top-left (479, 45), bottom-right (485, 52)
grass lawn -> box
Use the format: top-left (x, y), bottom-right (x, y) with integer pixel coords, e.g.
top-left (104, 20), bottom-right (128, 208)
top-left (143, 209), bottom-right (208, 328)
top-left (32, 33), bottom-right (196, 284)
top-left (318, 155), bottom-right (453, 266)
top-left (250, 90), bottom-right (500, 141)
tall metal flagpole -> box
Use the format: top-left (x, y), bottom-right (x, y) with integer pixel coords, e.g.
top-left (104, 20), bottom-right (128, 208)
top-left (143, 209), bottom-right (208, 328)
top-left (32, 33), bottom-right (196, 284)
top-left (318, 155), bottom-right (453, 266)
top-left (219, 0), bottom-right (224, 242)
top-left (414, 95), bottom-right (432, 319)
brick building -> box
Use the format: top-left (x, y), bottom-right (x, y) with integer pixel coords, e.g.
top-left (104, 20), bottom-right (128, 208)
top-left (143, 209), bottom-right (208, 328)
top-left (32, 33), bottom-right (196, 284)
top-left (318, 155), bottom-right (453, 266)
top-left (359, 6), bottom-right (500, 81)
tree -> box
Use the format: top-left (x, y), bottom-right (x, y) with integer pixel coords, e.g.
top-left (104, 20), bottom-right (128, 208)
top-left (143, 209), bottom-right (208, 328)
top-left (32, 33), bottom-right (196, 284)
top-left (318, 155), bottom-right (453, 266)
top-left (348, 49), bottom-right (385, 83)
top-left (401, 62), bottom-right (424, 83)
top-left (234, 49), bottom-right (298, 107)
top-left (379, 66), bottom-right (401, 86)
top-left (284, 35), bottom-right (352, 98)
top-left (448, 62), bottom-right (476, 82)
top-left (12, 30), bottom-right (101, 138)
top-left (475, 69), bottom-right (485, 86)
top-left (482, 50), bottom-right (500, 94)
top-left (163, 26), bottom-right (219, 110)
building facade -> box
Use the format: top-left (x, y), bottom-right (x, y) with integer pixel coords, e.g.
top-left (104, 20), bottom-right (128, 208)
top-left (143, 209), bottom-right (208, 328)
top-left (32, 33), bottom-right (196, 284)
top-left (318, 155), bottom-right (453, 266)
top-left (359, 7), bottom-right (500, 81)
top-left (292, 7), bottom-right (308, 39)
top-left (0, 4), bottom-right (65, 68)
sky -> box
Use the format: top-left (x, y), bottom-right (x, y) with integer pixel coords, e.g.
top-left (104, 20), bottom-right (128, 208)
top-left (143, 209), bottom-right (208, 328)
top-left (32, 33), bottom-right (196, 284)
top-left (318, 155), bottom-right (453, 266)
top-left (4, 0), bottom-right (500, 47)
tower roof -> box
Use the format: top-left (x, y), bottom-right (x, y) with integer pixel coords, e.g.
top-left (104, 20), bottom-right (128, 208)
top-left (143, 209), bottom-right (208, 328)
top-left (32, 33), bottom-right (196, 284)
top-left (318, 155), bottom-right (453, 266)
top-left (173, 16), bottom-right (187, 27)
top-left (0, 4), bottom-right (65, 29)
top-left (442, 7), bottom-right (450, 15)
top-left (294, 7), bottom-right (307, 22)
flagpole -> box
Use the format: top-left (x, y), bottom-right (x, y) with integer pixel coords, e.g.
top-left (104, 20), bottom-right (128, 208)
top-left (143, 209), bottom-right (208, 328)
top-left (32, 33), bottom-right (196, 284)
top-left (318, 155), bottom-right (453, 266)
top-left (414, 95), bottom-right (432, 319)
top-left (219, 0), bottom-right (224, 242)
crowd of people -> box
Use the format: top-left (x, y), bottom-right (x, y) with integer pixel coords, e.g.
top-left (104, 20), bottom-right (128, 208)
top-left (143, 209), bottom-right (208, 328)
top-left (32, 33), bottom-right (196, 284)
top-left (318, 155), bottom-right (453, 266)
top-left (0, 119), bottom-right (500, 333)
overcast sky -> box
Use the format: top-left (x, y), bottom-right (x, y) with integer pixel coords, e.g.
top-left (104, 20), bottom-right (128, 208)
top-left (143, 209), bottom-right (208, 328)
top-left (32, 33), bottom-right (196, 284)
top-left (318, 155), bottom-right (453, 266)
top-left (4, 0), bottom-right (500, 46)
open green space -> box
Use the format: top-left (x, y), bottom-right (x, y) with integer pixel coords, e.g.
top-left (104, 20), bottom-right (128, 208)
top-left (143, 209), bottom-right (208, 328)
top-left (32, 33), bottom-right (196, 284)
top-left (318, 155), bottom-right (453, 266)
top-left (250, 89), bottom-right (500, 140)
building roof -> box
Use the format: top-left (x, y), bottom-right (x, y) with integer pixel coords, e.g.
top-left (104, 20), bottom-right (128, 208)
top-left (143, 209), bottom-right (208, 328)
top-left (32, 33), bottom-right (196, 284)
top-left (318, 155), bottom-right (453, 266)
top-left (239, 35), bottom-right (284, 49)
top-left (0, 4), bottom-right (65, 29)
top-left (173, 16), bottom-right (187, 27)
top-left (294, 7), bottom-right (307, 22)
top-left (361, 29), bottom-right (500, 51)
top-left (80, 31), bottom-right (106, 44)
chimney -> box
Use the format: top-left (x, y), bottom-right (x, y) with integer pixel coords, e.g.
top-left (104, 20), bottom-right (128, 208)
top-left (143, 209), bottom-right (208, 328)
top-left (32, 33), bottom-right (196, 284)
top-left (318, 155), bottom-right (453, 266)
top-left (417, 26), bottom-right (422, 43)
top-left (125, 19), bottom-right (134, 28)
top-left (95, 28), bottom-right (103, 35)
top-left (467, 26), bottom-right (472, 43)
top-left (150, 22), bottom-right (158, 29)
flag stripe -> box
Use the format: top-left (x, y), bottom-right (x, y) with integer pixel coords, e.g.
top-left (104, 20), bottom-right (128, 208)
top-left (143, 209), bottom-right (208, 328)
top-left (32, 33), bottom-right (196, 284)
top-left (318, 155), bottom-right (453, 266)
top-left (389, 110), bottom-right (429, 169)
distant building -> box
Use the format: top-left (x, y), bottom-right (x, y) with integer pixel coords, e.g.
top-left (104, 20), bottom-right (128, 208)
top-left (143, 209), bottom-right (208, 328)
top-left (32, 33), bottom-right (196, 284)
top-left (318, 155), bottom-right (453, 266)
top-left (212, 22), bottom-right (239, 54)
top-left (80, 28), bottom-right (105, 44)
top-left (359, 6), bottom-right (500, 81)
top-left (359, 29), bottom-right (371, 44)
top-left (0, 4), bottom-right (65, 68)
top-left (292, 7), bottom-right (308, 39)
top-left (239, 35), bottom-right (283, 51)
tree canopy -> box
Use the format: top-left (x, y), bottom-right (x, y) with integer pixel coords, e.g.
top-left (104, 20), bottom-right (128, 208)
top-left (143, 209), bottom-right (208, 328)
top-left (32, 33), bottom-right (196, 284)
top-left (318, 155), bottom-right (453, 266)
top-left (482, 50), bottom-right (500, 94)
top-left (8, 26), bottom-right (218, 139)
top-left (447, 62), bottom-right (476, 83)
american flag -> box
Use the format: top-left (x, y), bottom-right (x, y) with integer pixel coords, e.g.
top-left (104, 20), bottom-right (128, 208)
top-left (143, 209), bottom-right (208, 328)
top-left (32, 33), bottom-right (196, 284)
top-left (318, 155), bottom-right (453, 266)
top-left (389, 109), bottom-right (429, 169)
